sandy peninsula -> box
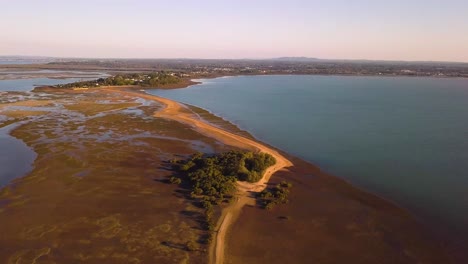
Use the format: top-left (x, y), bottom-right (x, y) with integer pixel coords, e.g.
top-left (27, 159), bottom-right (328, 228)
top-left (102, 87), bottom-right (293, 264)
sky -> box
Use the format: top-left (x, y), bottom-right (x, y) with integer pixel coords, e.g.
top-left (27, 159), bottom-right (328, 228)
top-left (1, 0), bottom-right (468, 62)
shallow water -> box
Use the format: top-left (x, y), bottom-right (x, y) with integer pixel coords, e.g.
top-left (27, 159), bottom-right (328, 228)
top-left (0, 77), bottom-right (96, 92)
top-left (0, 122), bottom-right (37, 188)
top-left (149, 75), bottom-right (468, 238)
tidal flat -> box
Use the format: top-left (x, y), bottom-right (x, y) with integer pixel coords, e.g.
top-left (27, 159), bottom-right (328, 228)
top-left (0, 89), bottom-right (232, 263)
top-left (0, 87), bottom-right (451, 263)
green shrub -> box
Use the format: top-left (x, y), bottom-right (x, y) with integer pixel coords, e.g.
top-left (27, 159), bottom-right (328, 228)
top-left (169, 176), bottom-right (181, 184)
top-left (258, 180), bottom-right (293, 209)
top-left (186, 240), bottom-right (198, 251)
top-left (265, 202), bottom-right (275, 210)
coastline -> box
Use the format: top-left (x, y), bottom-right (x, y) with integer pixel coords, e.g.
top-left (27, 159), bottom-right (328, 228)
top-left (24, 77), bottom-right (461, 262)
top-left (141, 78), bottom-right (460, 262)
top-left (38, 77), bottom-right (455, 230)
top-left (1, 81), bottom-right (454, 262)
top-left (106, 86), bottom-right (451, 262)
top-left (143, 76), bottom-right (466, 229)
top-left (137, 76), bottom-right (441, 218)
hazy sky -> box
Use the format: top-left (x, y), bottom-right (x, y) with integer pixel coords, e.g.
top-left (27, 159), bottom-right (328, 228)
top-left (1, 0), bottom-right (468, 61)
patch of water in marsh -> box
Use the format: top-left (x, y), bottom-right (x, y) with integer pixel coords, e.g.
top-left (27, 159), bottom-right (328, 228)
top-left (0, 122), bottom-right (37, 188)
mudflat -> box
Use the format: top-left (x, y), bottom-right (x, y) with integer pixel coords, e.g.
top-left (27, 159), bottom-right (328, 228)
top-left (226, 156), bottom-right (450, 263)
top-left (0, 88), bottom-right (232, 263)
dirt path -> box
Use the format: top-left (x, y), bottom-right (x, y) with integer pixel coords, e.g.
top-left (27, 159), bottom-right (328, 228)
top-left (103, 88), bottom-right (293, 264)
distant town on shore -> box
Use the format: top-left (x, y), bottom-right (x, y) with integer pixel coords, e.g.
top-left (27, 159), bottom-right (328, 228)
top-left (2, 56), bottom-right (468, 79)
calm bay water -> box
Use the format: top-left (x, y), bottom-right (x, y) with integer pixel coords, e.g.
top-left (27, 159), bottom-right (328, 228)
top-left (149, 75), bottom-right (468, 237)
top-left (0, 77), bottom-right (95, 92)
top-left (0, 59), bottom-right (48, 65)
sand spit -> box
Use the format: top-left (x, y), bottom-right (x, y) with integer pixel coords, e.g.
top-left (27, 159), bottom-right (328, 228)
top-left (103, 88), bottom-right (293, 264)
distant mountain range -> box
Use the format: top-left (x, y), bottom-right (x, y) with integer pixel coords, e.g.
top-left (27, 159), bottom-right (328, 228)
top-left (268, 57), bottom-right (468, 65)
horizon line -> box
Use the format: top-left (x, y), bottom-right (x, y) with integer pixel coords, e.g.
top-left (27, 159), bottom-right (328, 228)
top-left (1, 54), bottom-right (468, 64)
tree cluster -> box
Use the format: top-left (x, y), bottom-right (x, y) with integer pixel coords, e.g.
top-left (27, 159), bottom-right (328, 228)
top-left (57, 72), bottom-right (181, 88)
top-left (171, 151), bottom-right (276, 200)
top-left (168, 150), bottom-right (277, 244)
top-left (169, 151), bottom-right (276, 232)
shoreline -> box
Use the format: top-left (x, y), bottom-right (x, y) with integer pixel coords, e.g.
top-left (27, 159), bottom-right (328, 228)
top-left (142, 74), bottom-right (468, 92)
top-left (0, 84), bottom-right (453, 262)
top-left (137, 78), bottom-right (427, 216)
top-left (103, 87), bottom-right (454, 262)
top-left (144, 77), bottom-right (464, 227)
top-left (38, 78), bottom-right (453, 232)
top-left (34, 77), bottom-right (463, 232)
top-left (141, 78), bottom-right (462, 260)
top-left (28, 78), bottom-right (461, 261)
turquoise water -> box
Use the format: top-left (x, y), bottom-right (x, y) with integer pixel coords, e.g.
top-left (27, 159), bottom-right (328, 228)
top-left (149, 75), bottom-right (468, 237)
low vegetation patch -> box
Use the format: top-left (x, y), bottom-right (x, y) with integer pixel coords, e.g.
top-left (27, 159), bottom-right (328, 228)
top-left (258, 181), bottom-right (293, 210)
